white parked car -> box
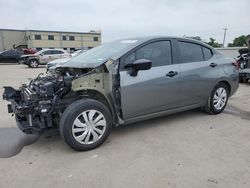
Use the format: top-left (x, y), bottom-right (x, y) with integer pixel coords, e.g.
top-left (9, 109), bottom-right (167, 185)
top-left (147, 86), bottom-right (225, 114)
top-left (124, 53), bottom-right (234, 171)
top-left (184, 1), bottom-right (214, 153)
top-left (46, 49), bottom-right (86, 71)
top-left (20, 49), bottom-right (71, 68)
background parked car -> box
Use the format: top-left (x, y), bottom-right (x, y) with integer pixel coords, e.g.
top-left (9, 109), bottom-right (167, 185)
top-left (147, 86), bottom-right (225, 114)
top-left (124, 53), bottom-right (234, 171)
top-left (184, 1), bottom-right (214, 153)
top-left (46, 58), bottom-right (70, 71)
top-left (21, 48), bottom-right (37, 55)
top-left (46, 49), bottom-right (86, 71)
top-left (0, 49), bottom-right (24, 63)
top-left (238, 40), bottom-right (250, 83)
top-left (70, 49), bottom-right (85, 56)
top-left (20, 49), bottom-right (71, 68)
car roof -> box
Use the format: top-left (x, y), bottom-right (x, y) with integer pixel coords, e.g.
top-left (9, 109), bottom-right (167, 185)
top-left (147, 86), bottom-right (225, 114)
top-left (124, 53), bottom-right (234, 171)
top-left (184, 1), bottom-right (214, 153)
top-left (118, 36), bottom-right (213, 47)
top-left (37, 49), bottom-right (68, 54)
top-left (109, 36), bottom-right (215, 60)
top-left (41, 48), bottom-right (66, 52)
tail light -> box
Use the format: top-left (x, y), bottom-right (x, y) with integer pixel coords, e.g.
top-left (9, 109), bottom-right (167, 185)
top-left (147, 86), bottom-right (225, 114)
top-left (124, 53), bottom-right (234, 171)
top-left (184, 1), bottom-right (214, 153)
top-left (232, 60), bottom-right (239, 70)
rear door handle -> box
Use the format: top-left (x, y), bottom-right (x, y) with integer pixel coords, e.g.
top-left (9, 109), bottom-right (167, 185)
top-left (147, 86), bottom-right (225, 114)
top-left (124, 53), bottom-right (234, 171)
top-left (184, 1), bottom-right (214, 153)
top-left (166, 71), bottom-right (178, 77)
top-left (209, 62), bottom-right (217, 67)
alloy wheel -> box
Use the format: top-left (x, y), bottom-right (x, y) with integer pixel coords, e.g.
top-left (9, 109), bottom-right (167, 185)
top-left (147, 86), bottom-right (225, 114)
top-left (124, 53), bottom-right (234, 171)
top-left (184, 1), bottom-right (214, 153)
top-left (30, 60), bottom-right (38, 68)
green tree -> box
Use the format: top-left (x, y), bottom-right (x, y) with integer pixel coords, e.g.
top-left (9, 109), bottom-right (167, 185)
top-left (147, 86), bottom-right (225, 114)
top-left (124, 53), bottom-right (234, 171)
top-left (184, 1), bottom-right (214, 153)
top-left (206, 38), bottom-right (222, 48)
top-left (228, 35), bottom-right (246, 47)
top-left (187, 36), bottom-right (202, 41)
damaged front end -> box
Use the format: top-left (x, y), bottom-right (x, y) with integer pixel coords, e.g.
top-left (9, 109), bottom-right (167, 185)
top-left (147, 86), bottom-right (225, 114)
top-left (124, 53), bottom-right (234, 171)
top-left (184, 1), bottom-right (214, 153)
top-left (3, 62), bottom-right (122, 135)
top-left (3, 73), bottom-right (73, 134)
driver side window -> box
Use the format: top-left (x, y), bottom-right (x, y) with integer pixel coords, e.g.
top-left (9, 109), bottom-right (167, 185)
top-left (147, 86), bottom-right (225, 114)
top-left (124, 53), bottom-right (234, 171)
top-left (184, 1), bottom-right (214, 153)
top-left (124, 40), bottom-right (172, 67)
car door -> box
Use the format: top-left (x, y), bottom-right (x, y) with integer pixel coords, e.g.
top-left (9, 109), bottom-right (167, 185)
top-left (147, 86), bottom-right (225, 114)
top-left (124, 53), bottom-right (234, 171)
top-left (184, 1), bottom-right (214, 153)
top-left (176, 40), bottom-right (222, 106)
top-left (40, 50), bottom-right (53, 63)
top-left (49, 50), bottom-right (60, 61)
top-left (119, 40), bottom-right (181, 120)
top-left (52, 50), bottom-right (64, 60)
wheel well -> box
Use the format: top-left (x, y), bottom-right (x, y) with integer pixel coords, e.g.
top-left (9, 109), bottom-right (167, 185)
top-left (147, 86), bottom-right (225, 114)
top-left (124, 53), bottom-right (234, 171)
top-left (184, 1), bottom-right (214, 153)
top-left (29, 58), bottom-right (38, 61)
top-left (219, 81), bottom-right (231, 95)
top-left (28, 59), bottom-right (39, 63)
top-left (76, 90), bottom-right (117, 123)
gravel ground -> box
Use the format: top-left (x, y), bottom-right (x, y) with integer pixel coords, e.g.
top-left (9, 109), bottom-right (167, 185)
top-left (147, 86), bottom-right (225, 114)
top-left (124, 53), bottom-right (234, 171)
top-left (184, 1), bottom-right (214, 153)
top-left (0, 64), bottom-right (249, 188)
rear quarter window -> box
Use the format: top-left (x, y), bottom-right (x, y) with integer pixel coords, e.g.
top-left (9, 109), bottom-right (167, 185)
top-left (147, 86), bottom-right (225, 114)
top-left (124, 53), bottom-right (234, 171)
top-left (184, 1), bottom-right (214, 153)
top-left (202, 46), bottom-right (213, 60)
top-left (52, 50), bottom-right (64, 54)
top-left (178, 41), bottom-right (203, 63)
top-left (43, 50), bottom-right (52, 55)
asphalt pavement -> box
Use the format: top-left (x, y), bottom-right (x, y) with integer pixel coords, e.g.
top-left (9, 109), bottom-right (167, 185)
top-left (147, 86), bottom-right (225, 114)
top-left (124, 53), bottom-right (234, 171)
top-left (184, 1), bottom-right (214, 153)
top-left (0, 64), bottom-right (249, 188)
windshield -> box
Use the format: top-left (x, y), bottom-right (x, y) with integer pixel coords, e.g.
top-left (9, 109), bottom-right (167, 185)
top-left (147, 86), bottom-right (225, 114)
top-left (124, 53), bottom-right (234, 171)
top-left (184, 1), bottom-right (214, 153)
top-left (63, 39), bottom-right (139, 67)
top-left (34, 51), bottom-right (43, 55)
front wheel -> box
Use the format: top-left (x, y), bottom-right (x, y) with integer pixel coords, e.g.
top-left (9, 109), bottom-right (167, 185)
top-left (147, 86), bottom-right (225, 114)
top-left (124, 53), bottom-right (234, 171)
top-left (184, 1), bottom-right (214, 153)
top-left (28, 59), bottom-right (39, 68)
top-left (59, 99), bottom-right (112, 151)
top-left (204, 83), bottom-right (229, 114)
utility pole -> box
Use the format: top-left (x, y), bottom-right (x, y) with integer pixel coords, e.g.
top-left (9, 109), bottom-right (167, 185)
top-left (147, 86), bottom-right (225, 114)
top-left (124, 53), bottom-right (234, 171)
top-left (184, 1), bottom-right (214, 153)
top-left (223, 28), bottom-right (227, 47)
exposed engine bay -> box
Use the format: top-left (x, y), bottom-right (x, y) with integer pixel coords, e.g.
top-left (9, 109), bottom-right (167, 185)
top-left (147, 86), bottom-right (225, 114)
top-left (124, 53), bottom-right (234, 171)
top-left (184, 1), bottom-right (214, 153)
top-left (2, 67), bottom-right (111, 134)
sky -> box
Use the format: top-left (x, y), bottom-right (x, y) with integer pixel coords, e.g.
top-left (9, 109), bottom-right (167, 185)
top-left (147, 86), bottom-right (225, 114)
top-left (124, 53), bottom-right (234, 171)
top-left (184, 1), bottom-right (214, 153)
top-left (0, 0), bottom-right (249, 45)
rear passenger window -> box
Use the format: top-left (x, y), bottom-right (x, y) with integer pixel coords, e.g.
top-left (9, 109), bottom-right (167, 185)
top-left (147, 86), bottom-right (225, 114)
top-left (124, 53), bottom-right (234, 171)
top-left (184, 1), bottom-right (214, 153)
top-left (178, 41), bottom-right (203, 63)
top-left (43, 50), bottom-right (52, 55)
top-left (202, 47), bottom-right (213, 60)
top-left (52, 50), bottom-right (64, 54)
top-left (124, 41), bottom-right (172, 67)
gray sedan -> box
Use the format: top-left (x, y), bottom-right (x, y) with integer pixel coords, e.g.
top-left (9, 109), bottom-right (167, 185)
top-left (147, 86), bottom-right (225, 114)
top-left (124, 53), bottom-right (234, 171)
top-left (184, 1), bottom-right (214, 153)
top-left (3, 36), bottom-right (239, 151)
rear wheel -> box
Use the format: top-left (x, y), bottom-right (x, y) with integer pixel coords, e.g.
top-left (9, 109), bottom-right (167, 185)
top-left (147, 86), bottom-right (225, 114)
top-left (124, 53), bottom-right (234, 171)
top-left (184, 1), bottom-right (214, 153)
top-left (204, 83), bottom-right (229, 114)
top-left (28, 59), bottom-right (39, 68)
top-left (59, 99), bottom-right (112, 151)
top-left (239, 76), bottom-right (244, 83)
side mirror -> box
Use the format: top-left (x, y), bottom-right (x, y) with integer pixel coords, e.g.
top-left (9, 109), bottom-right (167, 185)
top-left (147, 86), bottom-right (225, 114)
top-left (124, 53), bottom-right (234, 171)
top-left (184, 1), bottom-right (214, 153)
top-left (125, 59), bottom-right (152, 77)
top-left (40, 53), bottom-right (44, 56)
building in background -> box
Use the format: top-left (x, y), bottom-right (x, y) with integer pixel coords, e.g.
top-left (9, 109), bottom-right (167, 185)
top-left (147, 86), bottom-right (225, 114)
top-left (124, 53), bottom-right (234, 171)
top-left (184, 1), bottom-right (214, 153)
top-left (0, 28), bottom-right (101, 51)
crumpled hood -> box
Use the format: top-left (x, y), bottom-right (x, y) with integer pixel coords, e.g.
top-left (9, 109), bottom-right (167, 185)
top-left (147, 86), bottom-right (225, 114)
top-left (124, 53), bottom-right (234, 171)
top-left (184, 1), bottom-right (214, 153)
top-left (61, 60), bottom-right (105, 68)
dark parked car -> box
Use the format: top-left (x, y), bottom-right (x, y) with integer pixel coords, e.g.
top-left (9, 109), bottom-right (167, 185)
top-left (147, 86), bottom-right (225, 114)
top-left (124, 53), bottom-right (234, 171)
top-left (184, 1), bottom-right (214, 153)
top-left (0, 49), bottom-right (23, 63)
top-left (3, 36), bottom-right (239, 151)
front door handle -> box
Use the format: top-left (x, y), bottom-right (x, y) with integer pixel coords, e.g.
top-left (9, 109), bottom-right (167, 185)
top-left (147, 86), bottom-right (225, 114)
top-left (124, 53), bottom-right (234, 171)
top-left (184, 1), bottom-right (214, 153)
top-left (166, 71), bottom-right (178, 77)
top-left (209, 62), bottom-right (217, 67)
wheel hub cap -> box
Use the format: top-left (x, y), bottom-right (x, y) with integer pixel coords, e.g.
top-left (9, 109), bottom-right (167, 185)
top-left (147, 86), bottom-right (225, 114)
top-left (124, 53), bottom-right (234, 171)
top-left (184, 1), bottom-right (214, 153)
top-left (213, 87), bottom-right (227, 110)
top-left (72, 110), bottom-right (107, 145)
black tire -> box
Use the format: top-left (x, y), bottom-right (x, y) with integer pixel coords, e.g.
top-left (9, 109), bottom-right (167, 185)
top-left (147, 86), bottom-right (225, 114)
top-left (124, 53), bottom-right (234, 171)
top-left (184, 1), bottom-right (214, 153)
top-left (204, 83), bottom-right (229, 115)
top-left (59, 99), bottom-right (112, 151)
top-left (239, 76), bottom-right (244, 83)
top-left (243, 77), bottom-right (249, 83)
top-left (28, 59), bottom-right (39, 68)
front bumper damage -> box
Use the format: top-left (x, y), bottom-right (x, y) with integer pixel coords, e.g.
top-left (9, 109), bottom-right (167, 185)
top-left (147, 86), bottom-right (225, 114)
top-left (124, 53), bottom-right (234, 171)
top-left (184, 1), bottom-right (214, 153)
top-left (3, 86), bottom-right (59, 134)
top-left (3, 64), bottom-right (121, 135)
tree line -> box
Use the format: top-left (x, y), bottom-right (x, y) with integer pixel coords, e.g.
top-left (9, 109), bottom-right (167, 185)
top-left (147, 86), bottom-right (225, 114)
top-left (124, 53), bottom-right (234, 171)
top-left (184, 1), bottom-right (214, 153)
top-left (187, 35), bottom-right (248, 48)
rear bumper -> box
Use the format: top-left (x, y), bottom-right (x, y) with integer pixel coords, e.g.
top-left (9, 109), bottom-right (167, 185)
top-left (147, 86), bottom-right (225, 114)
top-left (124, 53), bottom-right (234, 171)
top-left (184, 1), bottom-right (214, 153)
top-left (231, 82), bottom-right (239, 96)
top-left (228, 72), bottom-right (239, 97)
